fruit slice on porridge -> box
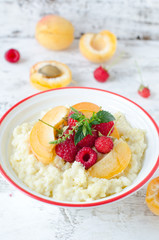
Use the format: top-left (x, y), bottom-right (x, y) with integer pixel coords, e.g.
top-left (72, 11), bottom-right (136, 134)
top-left (30, 106), bottom-right (69, 164)
top-left (30, 102), bottom-right (131, 179)
top-left (88, 139), bottom-right (131, 179)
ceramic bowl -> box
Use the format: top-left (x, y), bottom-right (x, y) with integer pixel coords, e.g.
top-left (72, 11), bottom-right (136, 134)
top-left (0, 87), bottom-right (159, 207)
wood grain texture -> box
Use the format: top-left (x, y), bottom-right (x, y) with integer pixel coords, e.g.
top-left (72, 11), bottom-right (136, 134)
top-left (0, 37), bottom-right (159, 240)
top-left (1, 0), bottom-right (159, 40)
top-left (1, 0), bottom-right (159, 239)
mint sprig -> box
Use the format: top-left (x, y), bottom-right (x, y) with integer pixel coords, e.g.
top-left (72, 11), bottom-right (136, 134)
top-left (91, 110), bottom-right (115, 124)
top-left (39, 107), bottom-right (115, 146)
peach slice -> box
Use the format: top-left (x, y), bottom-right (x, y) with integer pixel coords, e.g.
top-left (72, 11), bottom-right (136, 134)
top-left (36, 15), bottom-right (74, 50)
top-left (30, 106), bottom-right (69, 164)
top-left (88, 139), bottom-right (131, 179)
top-left (30, 60), bottom-right (72, 91)
top-left (72, 102), bottom-right (101, 118)
top-left (145, 177), bottom-right (159, 215)
top-left (79, 30), bottom-right (117, 63)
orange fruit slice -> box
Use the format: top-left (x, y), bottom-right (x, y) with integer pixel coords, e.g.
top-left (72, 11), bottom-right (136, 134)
top-left (110, 125), bottom-right (120, 139)
top-left (88, 139), bottom-right (131, 179)
top-left (30, 106), bottom-right (69, 164)
top-left (72, 102), bottom-right (101, 118)
top-left (30, 60), bottom-right (72, 91)
top-left (79, 30), bottom-right (117, 63)
top-left (145, 177), bottom-right (159, 215)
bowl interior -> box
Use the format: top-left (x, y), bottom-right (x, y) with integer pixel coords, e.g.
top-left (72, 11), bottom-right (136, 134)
top-left (0, 87), bottom-right (159, 207)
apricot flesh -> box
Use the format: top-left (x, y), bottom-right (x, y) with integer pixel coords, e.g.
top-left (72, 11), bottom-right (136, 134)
top-left (110, 125), bottom-right (120, 139)
top-left (72, 102), bottom-right (101, 118)
top-left (30, 60), bottom-right (72, 91)
top-left (146, 177), bottom-right (159, 215)
top-left (30, 106), bottom-right (69, 164)
top-left (30, 122), bottom-right (54, 164)
top-left (88, 139), bottom-right (131, 179)
top-left (36, 15), bottom-right (74, 50)
top-left (79, 30), bottom-right (117, 63)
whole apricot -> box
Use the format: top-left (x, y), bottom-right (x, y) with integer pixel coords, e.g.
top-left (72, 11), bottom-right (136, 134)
top-left (36, 15), bottom-right (74, 50)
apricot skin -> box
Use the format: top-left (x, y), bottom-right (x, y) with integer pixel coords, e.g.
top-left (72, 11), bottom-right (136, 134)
top-left (146, 177), bottom-right (159, 216)
top-left (36, 15), bottom-right (74, 50)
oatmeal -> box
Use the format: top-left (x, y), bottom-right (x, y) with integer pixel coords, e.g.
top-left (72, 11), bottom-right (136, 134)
top-left (10, 112), bottom-right (146, 202)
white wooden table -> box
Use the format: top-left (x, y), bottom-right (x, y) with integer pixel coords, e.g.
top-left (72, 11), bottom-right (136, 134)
top-left (0, 1), bottom-right (159, 239)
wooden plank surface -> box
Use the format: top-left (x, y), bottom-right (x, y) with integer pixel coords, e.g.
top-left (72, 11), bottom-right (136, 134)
top-left (1, 0), bottom-right (159, 40)
top-left (0, 1), bottom-right (159, 240)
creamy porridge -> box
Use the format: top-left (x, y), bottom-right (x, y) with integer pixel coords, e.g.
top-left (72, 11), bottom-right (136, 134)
top-left (10, 111), bottom-right (146, 202)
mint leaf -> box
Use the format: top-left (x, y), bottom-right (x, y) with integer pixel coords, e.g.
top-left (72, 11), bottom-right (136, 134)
top-left (70, 113), bottom-right (81, 121)
top-left (74, 125), bottom-right (84, 145)
top-left (96, 111), bottom-right (115, 123)
top-left (85, 120), bottom-right (92, 135)
top-left (90, 119), bottom-right (101, 125)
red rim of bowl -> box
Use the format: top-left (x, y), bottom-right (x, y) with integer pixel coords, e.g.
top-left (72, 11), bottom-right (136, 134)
top-left (0, 87), bottom-right (159, 207)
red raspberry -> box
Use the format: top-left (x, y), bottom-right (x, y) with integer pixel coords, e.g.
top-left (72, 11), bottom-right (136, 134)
top-left (55, 138), bottom-right (78, 163)
top-left (138, 84), bottom-right (150, 98)
top-left (77, 130), bottom-right (98, 148)
top-left (95, 136), bottom-right (114, 154)
top-left (5, 49), bottom-right (20, 63)
top-left (94, 66), bottom-right (109, 82)
top-left (68, 111), bottom-right (78, 127)
top-left (75, 147), bottom-right (97, 169)
top-left (93, 121), bottom-right (114, 136)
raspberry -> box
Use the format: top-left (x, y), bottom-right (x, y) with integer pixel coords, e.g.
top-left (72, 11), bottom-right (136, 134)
top-left (75, 147), bottom-right (97, 169)
top-left (138, 84), bottom-right (150, 98)
top-left (93, 121), bottom-right (114, 136)
top-left (55, 137), bottom-right (78, 163)
top-left (5, 49), bottom-right (20, 63)
top-left (94, 66), bottom-right (109, 82)
top-left (68, 111), bottom-right (78, 127)
top-left (95, 136), bottom-right (114, 154)
top-left (77, 130), bottom-right (98, 148)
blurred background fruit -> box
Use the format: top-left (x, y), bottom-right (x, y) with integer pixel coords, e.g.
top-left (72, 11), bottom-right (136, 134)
top-left (36, 15), bottom-right (74, 50)
top-left (79, 30), bottom-right (116, 63)
top-left (30, 60), bottom-right (72, 90)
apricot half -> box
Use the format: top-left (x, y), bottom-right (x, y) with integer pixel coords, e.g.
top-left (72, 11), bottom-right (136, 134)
top-left (79, 30), bottom-right (117, 63)
top-left (30, 106), bottom-right (69, 164)
top-left (146, 177), bottom-right (159, 215)
top-left (72, 102), bottom-right (101, 118)
top-left (30, 60), bottom-right (72, 91)
top-left (36, 15), bottom-right (74, 50)
top-left (88, 139), bottom-right (131, 179)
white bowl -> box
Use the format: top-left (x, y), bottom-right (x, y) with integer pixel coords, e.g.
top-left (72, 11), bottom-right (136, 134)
top-left (0, 87), bottom-right (159, 208)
